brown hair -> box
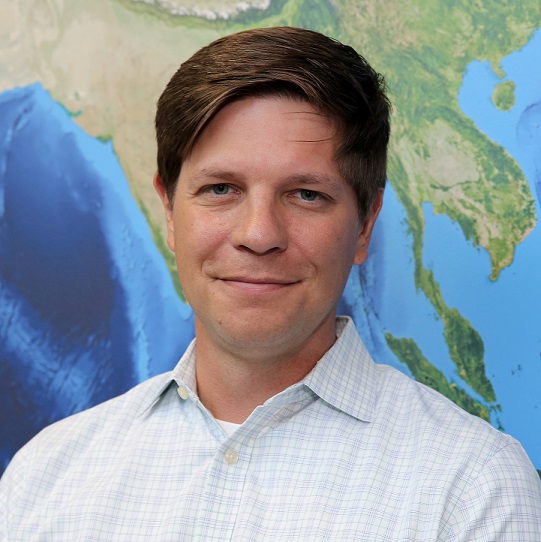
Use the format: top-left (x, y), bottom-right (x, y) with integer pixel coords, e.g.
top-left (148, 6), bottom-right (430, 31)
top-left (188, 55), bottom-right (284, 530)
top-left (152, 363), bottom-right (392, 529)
top-left (155, 26), bottom-right (391, 219)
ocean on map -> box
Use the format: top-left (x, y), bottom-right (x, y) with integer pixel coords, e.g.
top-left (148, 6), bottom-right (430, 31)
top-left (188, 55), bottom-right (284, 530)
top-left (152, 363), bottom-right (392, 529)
top-left (0, 84), bottom-right (193, 472)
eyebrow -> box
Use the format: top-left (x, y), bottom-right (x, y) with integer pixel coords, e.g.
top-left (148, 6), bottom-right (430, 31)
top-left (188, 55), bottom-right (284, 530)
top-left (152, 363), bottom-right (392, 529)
top-left (196, 168), bottom-right (243, 182)
top-left (285, 173), bottom-right (346, 193)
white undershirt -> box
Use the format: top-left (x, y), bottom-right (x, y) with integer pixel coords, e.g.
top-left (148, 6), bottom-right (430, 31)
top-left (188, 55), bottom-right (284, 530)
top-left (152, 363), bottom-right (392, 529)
top-left (216, 419), bottom-right (242, 437)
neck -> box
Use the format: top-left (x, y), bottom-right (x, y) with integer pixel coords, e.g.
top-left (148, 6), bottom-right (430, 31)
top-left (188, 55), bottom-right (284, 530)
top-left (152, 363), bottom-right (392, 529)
top-left (193, 318), bottom-right (336, 423)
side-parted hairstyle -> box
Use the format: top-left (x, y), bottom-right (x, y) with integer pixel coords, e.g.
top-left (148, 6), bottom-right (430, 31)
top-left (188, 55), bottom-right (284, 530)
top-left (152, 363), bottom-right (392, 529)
top-left (155, 26), bottom-right (391, 220)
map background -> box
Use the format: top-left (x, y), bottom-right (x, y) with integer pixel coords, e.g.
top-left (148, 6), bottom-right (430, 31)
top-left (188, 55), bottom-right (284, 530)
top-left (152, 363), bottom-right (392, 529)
top-left (0, 0), bottom-right (540, 475)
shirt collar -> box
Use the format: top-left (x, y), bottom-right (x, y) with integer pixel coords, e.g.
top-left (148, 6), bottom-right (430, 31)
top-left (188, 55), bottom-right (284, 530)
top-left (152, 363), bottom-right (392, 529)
top-left (138, 317), bottom-right (377, 423)
top-left (136, 339), bottom-right (197, 418)
top-left (302, 316), bottom-right (377, 423)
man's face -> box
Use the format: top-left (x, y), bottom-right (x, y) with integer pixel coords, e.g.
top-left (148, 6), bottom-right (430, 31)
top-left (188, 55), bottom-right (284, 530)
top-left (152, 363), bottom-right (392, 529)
top-left (156, 96), bottom-right (381, 362)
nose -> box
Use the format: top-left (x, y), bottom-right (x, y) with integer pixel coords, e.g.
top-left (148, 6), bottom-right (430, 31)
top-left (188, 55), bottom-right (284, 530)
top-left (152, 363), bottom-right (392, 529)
top-left (231, 198), bottom-right (287, 255)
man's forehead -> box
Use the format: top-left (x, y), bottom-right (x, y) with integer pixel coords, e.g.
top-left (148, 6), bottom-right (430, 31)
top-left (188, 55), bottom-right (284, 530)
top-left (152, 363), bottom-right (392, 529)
top-left (188, 95), bottom-right (340, 156)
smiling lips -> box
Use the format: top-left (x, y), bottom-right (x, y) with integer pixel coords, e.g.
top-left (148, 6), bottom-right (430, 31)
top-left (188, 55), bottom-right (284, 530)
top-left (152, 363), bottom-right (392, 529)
top-left (219, 276), bottom-right (299, 293)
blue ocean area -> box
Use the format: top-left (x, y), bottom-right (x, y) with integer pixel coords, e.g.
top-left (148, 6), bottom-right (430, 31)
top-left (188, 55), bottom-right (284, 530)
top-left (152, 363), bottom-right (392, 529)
top-left (343, 186), bottom-right (458, 382)
top-left (0, 84), bottom-right (193, 473)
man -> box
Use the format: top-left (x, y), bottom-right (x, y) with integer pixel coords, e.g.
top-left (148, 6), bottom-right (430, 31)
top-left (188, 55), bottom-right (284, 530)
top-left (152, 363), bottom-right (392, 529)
top-left (1, 27), bottom-right (540, 540)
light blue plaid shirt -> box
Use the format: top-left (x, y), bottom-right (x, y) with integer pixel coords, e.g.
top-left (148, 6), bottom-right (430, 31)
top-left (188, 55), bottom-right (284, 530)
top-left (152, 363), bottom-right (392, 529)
top-left (2, 317), bottom-right (540, 540)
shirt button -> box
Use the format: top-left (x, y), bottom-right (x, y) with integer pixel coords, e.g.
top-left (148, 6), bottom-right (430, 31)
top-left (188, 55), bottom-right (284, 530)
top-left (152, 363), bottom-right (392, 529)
top-left (224, 449), bottom-right (239, 465)
top-left (177, 386), bottom-right (189, 400)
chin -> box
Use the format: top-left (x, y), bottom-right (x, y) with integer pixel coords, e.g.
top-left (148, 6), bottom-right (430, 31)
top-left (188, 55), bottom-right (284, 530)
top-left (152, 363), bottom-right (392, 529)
top-left (218, 320), bottom-right (300, 352)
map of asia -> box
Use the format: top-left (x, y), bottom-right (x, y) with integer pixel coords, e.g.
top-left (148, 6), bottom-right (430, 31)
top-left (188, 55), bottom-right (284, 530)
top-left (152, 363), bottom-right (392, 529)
top-left (0, 0), bottom-right (540, 477)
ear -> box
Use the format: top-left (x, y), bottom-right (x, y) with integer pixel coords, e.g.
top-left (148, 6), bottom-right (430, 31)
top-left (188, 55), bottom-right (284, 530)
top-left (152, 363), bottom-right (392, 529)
top-left (153, 172), bottom-right (176, 252)
top-left (353, 189), bottom-right (384, 265)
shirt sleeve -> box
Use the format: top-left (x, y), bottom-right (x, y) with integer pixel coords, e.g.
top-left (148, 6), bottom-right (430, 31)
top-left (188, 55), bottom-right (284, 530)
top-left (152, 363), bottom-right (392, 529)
top-left (442, 441), bottom-right (541, 541)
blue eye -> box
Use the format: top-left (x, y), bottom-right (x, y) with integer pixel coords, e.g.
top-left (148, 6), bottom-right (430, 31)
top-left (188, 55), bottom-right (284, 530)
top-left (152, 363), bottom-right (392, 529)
top-left (211, 184), bottom-right (230, 195)
top-left (300, 189), bottom-right (319, 201)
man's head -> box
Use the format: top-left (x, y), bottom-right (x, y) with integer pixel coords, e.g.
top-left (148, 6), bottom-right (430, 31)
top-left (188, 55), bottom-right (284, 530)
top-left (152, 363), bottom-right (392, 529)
top-left (155, 26), bottom-right (390, 220)
top-left (154, 27), bottom-right (390, 366)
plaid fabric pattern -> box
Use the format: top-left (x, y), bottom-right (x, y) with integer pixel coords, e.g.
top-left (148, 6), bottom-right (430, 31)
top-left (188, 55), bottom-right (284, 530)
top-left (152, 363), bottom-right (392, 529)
top-left (2, 317), bottom-right (540, 540)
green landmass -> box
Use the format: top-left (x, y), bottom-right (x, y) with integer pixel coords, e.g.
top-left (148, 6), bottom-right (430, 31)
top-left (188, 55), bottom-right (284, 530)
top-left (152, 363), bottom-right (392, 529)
top-left (97, 133), bottom-right (113, 143)
top-left (335, 0), bottom-right (538, 277)
top-left (492, 81), bottom-right (515, 111)
top-left (390, 170), bottom-right (496, 402)
top-left (426, 106), bottom-right (536, 279)
top-left (385, 333), bottom-right (490, 421)
top-left (492, 80), bottom-right (516, 111)
top-left (332, 0), bottom-right (540, 410)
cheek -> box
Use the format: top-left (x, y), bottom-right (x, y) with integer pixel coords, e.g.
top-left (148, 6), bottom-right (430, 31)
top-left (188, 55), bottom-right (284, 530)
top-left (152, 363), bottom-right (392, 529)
top-left (313, 222), bottom-right (358, 256)
top-left (173, 213), bottom-right (229, 263)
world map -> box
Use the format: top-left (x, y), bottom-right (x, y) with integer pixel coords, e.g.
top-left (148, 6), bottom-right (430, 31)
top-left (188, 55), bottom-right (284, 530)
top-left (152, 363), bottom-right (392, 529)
top-left (0, 0), bottom-right (540, 476)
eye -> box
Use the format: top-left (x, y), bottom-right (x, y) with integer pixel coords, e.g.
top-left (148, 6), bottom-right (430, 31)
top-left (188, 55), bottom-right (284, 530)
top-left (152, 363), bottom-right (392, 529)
top-left (210, 183), bottom-right (230, 195)
top-left (299, 189), bottom-right (321, 201)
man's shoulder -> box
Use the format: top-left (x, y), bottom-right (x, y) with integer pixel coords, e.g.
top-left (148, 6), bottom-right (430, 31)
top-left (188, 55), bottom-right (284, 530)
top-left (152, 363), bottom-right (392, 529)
top-left (53, 370), bottom-right (170, 423)
top-left (373, 362), bottom-right (517, 460)
top-left (329, 319), bottom-right (514, 455)
top-left (7, 371), bottom-right (173, 473)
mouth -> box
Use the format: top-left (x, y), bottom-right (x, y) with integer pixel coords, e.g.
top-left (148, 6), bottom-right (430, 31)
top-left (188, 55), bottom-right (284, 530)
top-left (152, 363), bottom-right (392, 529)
top-left (218, 276), bottom-right (299, 292)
